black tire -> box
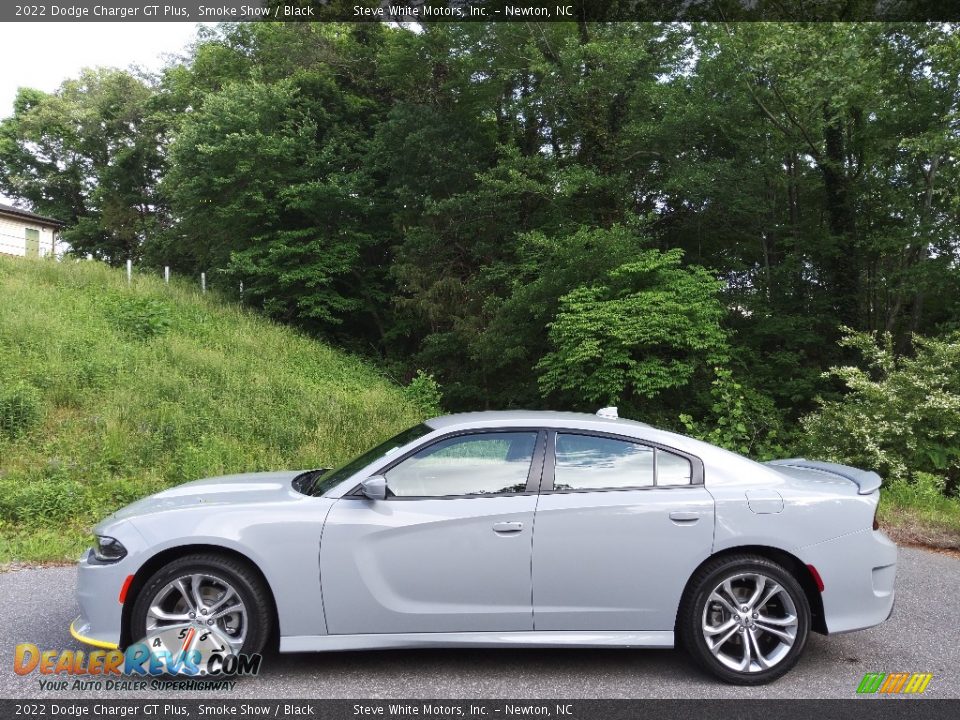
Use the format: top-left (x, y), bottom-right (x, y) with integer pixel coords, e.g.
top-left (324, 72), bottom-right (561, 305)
top-left (678, 554), bottom-right (810, 685)
top-left (130, 553), bottom-right (272, 656)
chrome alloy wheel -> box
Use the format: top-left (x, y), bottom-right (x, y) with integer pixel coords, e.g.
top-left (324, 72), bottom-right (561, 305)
top-left (145, 573), bottom-right (247, 652)
top-left (701, 572), bottom-right (799, 673)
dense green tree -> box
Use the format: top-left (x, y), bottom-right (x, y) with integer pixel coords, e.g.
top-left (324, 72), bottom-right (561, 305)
top-left (646, 23), bottom-right (960, 409)
top-left (537, 244), bottom-right (727, 409)
top-left (384, 23), bottom-right (686, 408)
top-left (0, 69), bottom-right (166, 262)
top-left (160, 24), bottom-right (393, 337)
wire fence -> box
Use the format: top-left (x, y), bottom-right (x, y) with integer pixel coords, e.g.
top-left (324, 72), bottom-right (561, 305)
top-left (107, 255), bottom-right (236, 297)
top-left (5, 248), bottom-right (238, 297)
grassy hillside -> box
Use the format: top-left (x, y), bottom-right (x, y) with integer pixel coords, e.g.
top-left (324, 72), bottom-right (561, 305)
top-left (0, 256), bottom-right (426, 563)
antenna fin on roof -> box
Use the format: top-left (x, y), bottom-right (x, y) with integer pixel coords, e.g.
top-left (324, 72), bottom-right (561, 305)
top-left (596, 406), bottom-right (618, 419)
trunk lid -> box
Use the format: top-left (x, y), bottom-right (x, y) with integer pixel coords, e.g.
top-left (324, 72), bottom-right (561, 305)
top-left (765, 458), bottom-right (882, 495)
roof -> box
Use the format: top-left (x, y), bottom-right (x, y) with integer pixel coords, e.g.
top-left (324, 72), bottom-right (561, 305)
top-left (425, 410), bottom-right (652, 431)
top-left (0, 202), bottom-right (65, 228)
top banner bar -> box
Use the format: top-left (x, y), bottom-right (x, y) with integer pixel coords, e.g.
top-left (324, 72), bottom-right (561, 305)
top-left (5, 0), bottom-right (960, 23)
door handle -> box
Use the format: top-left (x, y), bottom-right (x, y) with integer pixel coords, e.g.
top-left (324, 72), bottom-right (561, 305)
top-left (492, 521), bottom-right (524, 534)
top-left (669, 511), bottom-right (700, 523)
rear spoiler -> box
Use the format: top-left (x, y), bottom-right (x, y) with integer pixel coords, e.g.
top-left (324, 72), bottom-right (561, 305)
top-left (765, 458), bottom-right (882, 495)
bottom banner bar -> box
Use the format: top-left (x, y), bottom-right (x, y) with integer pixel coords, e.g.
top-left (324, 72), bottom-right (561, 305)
top-left (3, 699), bottom-right (958, 720)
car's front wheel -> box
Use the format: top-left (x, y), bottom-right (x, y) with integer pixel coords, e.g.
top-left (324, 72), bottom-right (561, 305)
top-left (130, 552), bottom-right (272, 657)
top-left (679, 554), bottom-right (811, 685)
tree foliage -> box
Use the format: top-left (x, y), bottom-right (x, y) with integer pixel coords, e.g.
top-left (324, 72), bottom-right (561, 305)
top-left (3, 22), bottom-right (960, 493)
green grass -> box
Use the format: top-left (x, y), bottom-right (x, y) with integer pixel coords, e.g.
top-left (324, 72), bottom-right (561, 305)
top-left (0, 256), bottom-right (426, 563)
top-left (878, 478), bottom-right (960, 551)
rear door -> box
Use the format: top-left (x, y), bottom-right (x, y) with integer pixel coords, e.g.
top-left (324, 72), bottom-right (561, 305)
top-left (532, 431), bottom-right (714, 631)
top-left (321, 429), bottom-right (545, 635)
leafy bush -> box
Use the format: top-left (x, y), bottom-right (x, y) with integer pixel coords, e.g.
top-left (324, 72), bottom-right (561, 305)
top-left (801, 330), bottom-right (960, 496)
top-left (403, 370), bottom-right (443, 417)
top-left (680, 368), bottom-right (788, 460)
top-left (109, 294), bottom-right (173, 339)
top-left (0, 382), bottom-right (44, 438)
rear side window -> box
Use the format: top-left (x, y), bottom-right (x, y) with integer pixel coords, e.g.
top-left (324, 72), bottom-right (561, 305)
top-left (553, 433), bottom-right (694, 490)
top-left (657, 450), bottom-right (692, 485)
top-left (385, 432), bottom-right (538, 497)
top-left (554, 434), bottom-right (654, 490)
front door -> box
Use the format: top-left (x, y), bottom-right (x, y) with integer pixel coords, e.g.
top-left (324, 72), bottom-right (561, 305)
top-left (532, 431), bottom-right (715, 631)
top-left (25, 228), bottom-right (40, 257)
top-left (320, 430), bottom-right (544, 635)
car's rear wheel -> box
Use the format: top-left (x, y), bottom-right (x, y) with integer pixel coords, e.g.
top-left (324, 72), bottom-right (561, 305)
top-left (679, 554), bottom-right (810, 685)
top-left (130, 553), bottom-right (271, 656)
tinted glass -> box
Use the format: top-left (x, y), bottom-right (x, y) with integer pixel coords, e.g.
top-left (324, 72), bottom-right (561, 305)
top-left (554, 434), bottom-right (654, 490)
top-left (386, 432), bottom-right (538, 497)
top-left (657, 449), bottom-right (692, 485)
top-left (308, 424), bottom-right (433, 496)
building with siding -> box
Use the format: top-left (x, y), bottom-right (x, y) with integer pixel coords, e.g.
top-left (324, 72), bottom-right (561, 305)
top-left (0, 202), bottom-right (64, 258)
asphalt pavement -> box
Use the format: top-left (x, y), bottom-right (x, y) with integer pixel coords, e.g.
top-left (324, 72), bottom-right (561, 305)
top-left (1, 547), bottom-right (957, 699)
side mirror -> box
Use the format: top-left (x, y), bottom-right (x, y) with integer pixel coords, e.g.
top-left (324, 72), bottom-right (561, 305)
top-left (360, 475), bottom-right (387, 501)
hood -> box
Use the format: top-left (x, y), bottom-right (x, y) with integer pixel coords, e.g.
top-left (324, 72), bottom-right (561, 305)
top-left (105, 470), bottom-right (305, 523)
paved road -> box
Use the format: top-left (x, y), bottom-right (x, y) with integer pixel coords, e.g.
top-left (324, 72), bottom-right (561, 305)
top-left (1, 547), bottom-right (957, 699)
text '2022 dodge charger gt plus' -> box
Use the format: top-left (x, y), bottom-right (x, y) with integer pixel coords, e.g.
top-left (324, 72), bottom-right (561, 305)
top-left (72, 409), bottom-right (896, 684)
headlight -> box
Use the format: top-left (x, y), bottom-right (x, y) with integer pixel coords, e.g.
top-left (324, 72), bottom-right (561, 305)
top-left (93, 535), bottom-right (127, 563)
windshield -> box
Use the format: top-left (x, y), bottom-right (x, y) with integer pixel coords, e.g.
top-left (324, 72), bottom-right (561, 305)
top-left (306, 423), bottom-right (433, 496)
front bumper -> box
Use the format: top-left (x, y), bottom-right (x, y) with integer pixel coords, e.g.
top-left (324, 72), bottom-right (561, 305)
top-left (70, 615), bottom-right (119, 650)
top-left (800, 528), bottom-right (897, 634)
top-left (72, 519), bottom-right (149, 650)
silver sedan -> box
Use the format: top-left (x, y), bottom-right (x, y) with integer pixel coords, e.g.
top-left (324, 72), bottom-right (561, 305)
top-left (72, 409), bottom-right (897, 684)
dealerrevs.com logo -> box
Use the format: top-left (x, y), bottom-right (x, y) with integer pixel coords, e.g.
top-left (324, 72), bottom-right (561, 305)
top-left (856, 672), bottom-right (933, 695)
top-left (14, 627), bottom-right (261, 692)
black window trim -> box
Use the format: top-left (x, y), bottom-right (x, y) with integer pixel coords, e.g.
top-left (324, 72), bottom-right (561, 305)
top-left (346, 428), bottom-right (547, 501)
top-left (542, 429), bottom-right (705, 494)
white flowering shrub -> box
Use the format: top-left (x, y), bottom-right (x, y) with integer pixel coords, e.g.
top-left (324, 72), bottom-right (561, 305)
top-left (801, 330), bottom-right (960, 496)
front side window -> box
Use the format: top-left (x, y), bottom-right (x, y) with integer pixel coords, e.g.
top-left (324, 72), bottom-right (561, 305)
top-left (385, 432), bottom-right (538, 497)
top-left (308, 423), bottom-right (434, 496)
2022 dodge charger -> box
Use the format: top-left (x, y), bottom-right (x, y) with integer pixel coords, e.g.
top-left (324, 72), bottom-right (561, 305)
top-left (72, 409), bottom-right (897, 684)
